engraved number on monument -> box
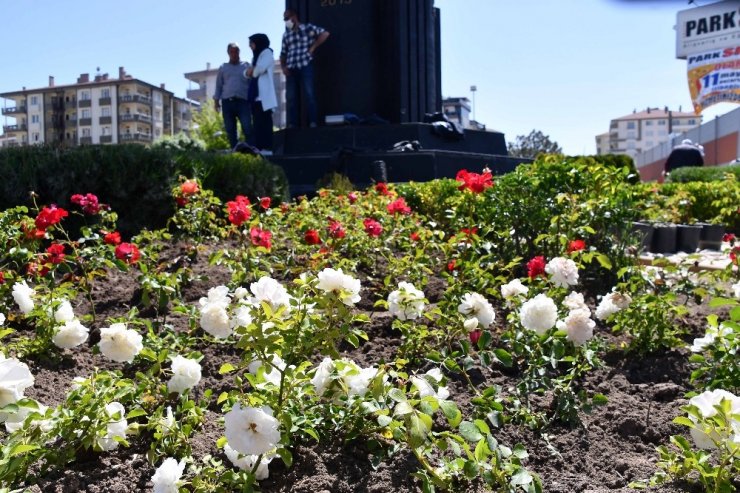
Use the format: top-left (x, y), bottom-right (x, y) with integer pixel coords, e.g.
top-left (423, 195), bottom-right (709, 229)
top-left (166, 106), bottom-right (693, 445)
top-left (320, 0), bottom-right (352, 6)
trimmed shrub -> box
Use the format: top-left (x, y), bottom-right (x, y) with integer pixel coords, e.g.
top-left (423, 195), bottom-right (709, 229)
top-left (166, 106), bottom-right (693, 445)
top-left (667, 164), bottom-right (740, 183)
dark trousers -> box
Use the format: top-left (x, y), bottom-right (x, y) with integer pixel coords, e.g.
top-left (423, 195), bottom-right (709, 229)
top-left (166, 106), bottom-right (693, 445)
top-left (286, 63), bottom-right (317, 127)
top-left (251, 102), bottom-right (274, 151)
top-left (221, 97), bottom-right (252, 149)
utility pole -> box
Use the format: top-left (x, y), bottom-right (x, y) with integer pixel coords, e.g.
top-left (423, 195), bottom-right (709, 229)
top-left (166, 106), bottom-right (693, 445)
top-left (470, 85), bottom-right (477, 123)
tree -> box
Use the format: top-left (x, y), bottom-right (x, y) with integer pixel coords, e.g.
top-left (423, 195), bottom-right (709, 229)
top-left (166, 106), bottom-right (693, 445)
top-left (507, 130), bottom-right (562, 159)
top-left (190, 103), bottom-right (230, 151)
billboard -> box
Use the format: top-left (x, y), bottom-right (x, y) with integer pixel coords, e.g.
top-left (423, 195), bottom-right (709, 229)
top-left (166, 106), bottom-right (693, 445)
top-left (687, 46), bottom-right (740, 113)
top-left (676, 0), bottom-right (740, 59)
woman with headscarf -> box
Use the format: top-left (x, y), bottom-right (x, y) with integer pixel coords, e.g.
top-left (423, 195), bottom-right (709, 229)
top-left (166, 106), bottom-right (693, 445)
top-left (247, 33), bottom-right (277, 154)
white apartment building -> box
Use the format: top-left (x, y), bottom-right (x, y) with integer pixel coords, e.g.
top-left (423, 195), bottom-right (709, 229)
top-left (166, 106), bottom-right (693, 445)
top-left (1, 67), bottom-right (195, 147)
top-left (185, 62), bottom-right (287, 129)
top-left (597, 107), bottom-right (701, 158)
top-left (442, 97), bottom-right (487, 130)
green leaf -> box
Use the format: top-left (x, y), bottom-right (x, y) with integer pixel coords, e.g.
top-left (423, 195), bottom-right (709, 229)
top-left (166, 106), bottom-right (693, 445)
top-left (592, 393), bottom-right (608, 406)
top-left (219, 363), bottom-right (236, 375)
top-left (474, 419), bottom-right (490, 435)
top-left (494, 348), bottom-right (513, 367)
top-left (595, 253), bottom-right (612, 270)
top-left (394, 402), bottom-right (414, 416)
top-left (9, 444), bottom-right (39, 457)
top-left (510, 468), bottom-right (533, 486)
top-left (463, 459), bottom-right (478, 479)
top-left (709, 297), bottom-right (737, 308)
top-left (409, 413), bottom-right (431, 448)
top-left (277, 447), bottom-right (293, 467)
top-left (217, 392), bottom-right (229, 404)
top-left (459, 421), bottom-right (483, 442)
top-left (304, 428), bottom-right (320, 442)
top-left (388, 388), bottom-right (407, 403)
top-left (440, 400), bottom-right (462, 427)
top-left (672, 416), bottom-right (695, 428)
top-left (216, 436), bottom-right (228, 448)
top-left (126, 408), bottom-right (147, 419)
top-left (377, 415), bottom-right (393, 427)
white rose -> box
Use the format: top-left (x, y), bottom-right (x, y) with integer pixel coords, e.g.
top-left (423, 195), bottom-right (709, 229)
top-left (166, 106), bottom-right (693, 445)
top-left (12, 281), bottom-right (35, 314)
top-left (54, 300), bottom-right (75, 323)
top-left (688, 389), bottom-right (740, 449)
top-left (97, 401), bottom-right (127, 451)
top-left (198, 285), bottom-right (231, 307)
top-left (4, 400), bottom-right (51, 433)
top-left (224, 404), bottom-right (281, 456)
top-left (556, 308), bottom-right (595, 346)
top-left (316, 268), bottom-right (362, 306)
top-left (387, 281), bottom-right (426, 320)
top-left (248, 355), bottom-right (285, 386)
top-left (519, 293), bottom-right (558, 335)
top-left (311, 357), bottom-right (335, 396)
top-left (151, 457), bottom-right (186, 493)
top-left (230, 304), bottom-right (253, 330)
top-left (224, 444), bottom-right (271, 479)
top-left (200, 302), bottom-right (233, 338)
top-left (545, 257), bottom-right (579, 288)
top-left (595, 291), bottom-right (632, 320)
top-left (0, 356), bottom-right (34, 408)
top-left (52, 319), bottom-right (90, 349)
top-left (98, 323), bottom-right (143, 363)
top-left (167, 356), bottom-right (202, 394)
top-left (249, 277), bottom-right (292, 312)
top-left (500, 279), bottom-right (529, 299)
top-left (563, 292), bottom-right (588, 311)
top-left (457, 292), bottom-right (495, 329)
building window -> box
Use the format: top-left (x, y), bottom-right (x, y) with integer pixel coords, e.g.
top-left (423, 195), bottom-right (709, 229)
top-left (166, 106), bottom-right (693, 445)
top-left (645, 130), bottom-right (654, 137)
top-left (645, 120), bottom-right (653, 126)
top-left (33, 132), bottom-right (40, 142)
top-left (101, 88), bottom-right (110, 98)
top-left (31, 115), bottom-right (39, 123)
top-left (627, 131), bottom-right (636, 139)
top-left (155, 110), bottom-right (161, 121)
top-left (627, 141), bottom-right (636, 149)
top-left (80, 91), bottom-right (90, 101)
top-left (81, 109), bottom-right (91, 119)
top-left (658, 120), bottom-right (666, 125)
top-left (688, 119), bottom-right (697, 125)
top-left (101, 107), bottom-right (111, 117)
top-left (154, 92), bottom-right (162, 103)
top-left (658, 130), bottom-right (668, 136)
top-left (30, 96), bottom-right (38, 105)
top-left (82, 128), bottom-right (91, 137)
top-left (627, 122), bottom-right (636, 129)
top-left (102, 126), bottom-right (110, 136)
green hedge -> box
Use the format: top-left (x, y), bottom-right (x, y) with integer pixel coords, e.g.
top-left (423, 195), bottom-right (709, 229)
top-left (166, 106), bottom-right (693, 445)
top-left (0, 145), bottom-right (289, 235)
top-left (667, 163), bottom-right (740, 183)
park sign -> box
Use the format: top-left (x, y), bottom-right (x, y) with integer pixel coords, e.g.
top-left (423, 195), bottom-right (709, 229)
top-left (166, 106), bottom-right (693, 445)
top-left (676, 0), bottom-right (740, 59)
top-left (687, 46), bottom-right (740, 113)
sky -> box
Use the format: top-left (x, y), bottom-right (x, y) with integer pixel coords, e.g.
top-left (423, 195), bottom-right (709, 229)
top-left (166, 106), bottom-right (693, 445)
top-left (0, 0), bottom-right (736, 154)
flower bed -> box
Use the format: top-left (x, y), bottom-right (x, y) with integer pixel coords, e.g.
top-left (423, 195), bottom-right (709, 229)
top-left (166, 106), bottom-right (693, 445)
top-left (0, 160), bottom-right (738, 493)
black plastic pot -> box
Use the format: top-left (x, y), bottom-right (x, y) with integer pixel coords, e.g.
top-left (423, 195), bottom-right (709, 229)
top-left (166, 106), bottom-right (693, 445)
top-left (651, 223), bottom-right (677, 254)
top-left (676, 224), bottom-right (702, 253)
top-left (631, 221), bottom-right (654, 253)
top-left (698, 223), bottom-right (726, 250)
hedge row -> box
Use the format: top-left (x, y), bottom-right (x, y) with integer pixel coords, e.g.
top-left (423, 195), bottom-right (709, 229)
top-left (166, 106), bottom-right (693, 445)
top-left (0, 145), bottom-right (289, 235)
top-left (667, 163), bottom-right (740, 183)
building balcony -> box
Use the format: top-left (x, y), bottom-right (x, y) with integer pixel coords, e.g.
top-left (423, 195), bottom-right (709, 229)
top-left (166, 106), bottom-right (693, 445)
top-left (2, 106), bottom-right (27, 115)
top-left (119, 132), bottom-right (152, 143)
top-left (78, 99), bottom-right (92, 108)
top-left (187, 88), bottom-right (206, 100)
top-left (99, 116), bottom-right (112, 124)
top-left (100, 135), bottom-right (113, 144)
top-left (79, 136), bottom-right (93, 145)
top-left (119, 113), bottom-right (151, 123)
top-left (99, 97), bottom-right (112, 106)
top-left (119, 94), bottom-right (151, 105)
top-left (79, 118), bottom-right (92, 126)
top-left (3, 124), bottom-right (27, 133)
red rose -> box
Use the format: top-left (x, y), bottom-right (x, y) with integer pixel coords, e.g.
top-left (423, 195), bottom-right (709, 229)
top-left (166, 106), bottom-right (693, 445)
top-left (0, 271), bottom-right (5, 284)
top-left (456, 169), bottom-right (493, 193)
top-left (115, 242), bottom-right (141, 264)
top-left (280, 202), bottom-right (290, 213)
top-left (527, 255), bottom-right (546, 279)
top-left (731, 246), bottom-right (740, 264)
top-left (35, 205), bottom-right (69, 230)
top-left (469, 329), bottom-right (483, 345)
top-left (447, 259), bottom-right (457, 272)
top-left (26, 262), bottom-right (49, 277)
top-left (304, 229), bottom-right (321, 245)
top-left (387, 197), bottom-right (411, 215)
top-left (567, 239), bottom-right (586, 253)
top-left (723, 233), bottom-right (736, 243)
top-left (250, 227), bottom-right (272, 249)
top-left (181, 180), bottom-right (199, 195)
top-left (375, 182), bottom-right (389, 195)
top-left (259, 197), bottom-right (272, 210)
top-left (45, 243), bottom-right (66, 264)
top-left (175, 196), bottom-right (189, 207)
top-left (348, 192), bottom-right (359, 204)
top-left (23, 225), bottom-right (46, 240)
top-left (104, 231), bottom-right (122, 245)
top-left (410, 232), bottom-right (420, 242)
top-left (327, 220), bottom-right (346, 239)
top-left (226, 195), bottom-right (251, 226)
top-left (363, 218), bottom-right (383, 237)
top-left (461, 227), bottom-right (479, 237)
top-left (70, 193), bottom-right (100, 215)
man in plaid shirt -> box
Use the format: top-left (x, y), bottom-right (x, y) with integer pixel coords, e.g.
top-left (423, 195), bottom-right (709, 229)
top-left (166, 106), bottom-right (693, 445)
top-left (281, 8), bottom-right (330, 128)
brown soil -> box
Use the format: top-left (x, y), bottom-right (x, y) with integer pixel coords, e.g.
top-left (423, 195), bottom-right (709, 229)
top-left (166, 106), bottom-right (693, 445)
top-left (7, 240), bottom-right (730, 493)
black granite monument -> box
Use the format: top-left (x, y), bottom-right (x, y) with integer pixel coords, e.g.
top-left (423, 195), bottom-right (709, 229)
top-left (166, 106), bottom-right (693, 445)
top-left (272, 0), bottom-right (523, 194)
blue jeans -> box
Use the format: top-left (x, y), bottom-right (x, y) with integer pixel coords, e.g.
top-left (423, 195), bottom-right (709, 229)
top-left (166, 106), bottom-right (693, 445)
top-left (286, 63), bottom-right (317, 127)
top-left (221, 97), bottom-right (252, 149)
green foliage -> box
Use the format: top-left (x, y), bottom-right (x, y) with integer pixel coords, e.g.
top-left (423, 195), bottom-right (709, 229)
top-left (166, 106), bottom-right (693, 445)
top-left (190, 104), bottom-right (230, 151)
top-left (152, 132), bottom-right (206, 152)
top-left (316, 172), bottom-right (354, 194)
top-left (507, 130), bottom-right (562, 159)
top-left (397, 178), bottom-right (463, 227)
top-left (667, 163), bottom-right (740, 183)
top-left (688, 303), bottom-right (740, 393)
top-left (587, 154), bottom-right (639, 184)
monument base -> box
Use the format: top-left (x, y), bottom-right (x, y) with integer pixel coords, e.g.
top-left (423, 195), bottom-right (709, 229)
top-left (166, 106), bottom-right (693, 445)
top-left (271, 123), bottom-right (526, 195)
